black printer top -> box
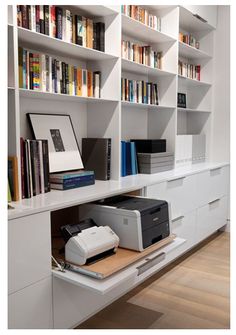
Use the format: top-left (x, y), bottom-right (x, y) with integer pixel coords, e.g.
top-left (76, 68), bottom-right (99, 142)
top-left (95, 195), bottom-right (167, 215)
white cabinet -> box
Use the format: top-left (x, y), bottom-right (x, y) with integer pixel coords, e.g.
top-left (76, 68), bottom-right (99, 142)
top-left (196, 196), bottom-right (227, 243)
top-left (196, 165), bottom-right (229, 208)
top-left (183, 5), bottom-right (217, 29)
top-left (171, 211), bottom-right (196, 252)
top-left (146, 174), bottom-right (197, 219)
top-left (8, 212), bottom-right (51, 294)
top-left (8, 276), bottom-right (53, 329)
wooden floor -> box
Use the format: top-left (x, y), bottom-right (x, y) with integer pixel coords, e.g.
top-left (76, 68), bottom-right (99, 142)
top-left (78, 232), bottom-right (230, 329)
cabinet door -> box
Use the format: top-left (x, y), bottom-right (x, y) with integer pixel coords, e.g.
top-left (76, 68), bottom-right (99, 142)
top-left (183, 5), bottom-right (217, 28)
top-left (196, 196), bottom-right (227, 243)
top-left (171, 211), bottom-right (196, 253)
top-left (8, 276), bottom-right (53, 329)
top-left (8, 212), bottom-right (51, 294)
top-left (146, 174), bottom-right (197, 219)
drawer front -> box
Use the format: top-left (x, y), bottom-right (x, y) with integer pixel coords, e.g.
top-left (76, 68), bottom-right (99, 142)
top-left (197, 166), bottom-right (229, 207)
top-left (8, 212), bottom-right (51, 294)
top-left (8, 276), bottom-right (53, 329)
top-left (171, 211), bottom-right (196, 252)
top-left (146, 174), bottom-right (197, 219)
top-left (196, 196), bottom-right (228, 243)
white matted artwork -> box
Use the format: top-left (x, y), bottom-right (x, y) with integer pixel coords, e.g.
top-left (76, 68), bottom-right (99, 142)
top-left (27, 113), bottom-right (84, 173)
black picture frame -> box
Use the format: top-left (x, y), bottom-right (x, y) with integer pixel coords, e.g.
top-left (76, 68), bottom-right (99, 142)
top-left (177, 93), bottom-right (187, 108)
top-left (27, 113), bottom-right (84, 173)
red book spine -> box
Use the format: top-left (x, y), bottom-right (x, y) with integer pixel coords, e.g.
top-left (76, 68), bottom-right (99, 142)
top-left (51, 6), bottom-right (56, 37)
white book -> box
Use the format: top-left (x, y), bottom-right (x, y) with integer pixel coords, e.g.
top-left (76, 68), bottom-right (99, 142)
top-left (39, 5), bottom-right (44, 22)
top-left (82, 16), bottom-right (87, 47)
top-left (94, 73), bottom-right (100, 98)
top-left (38, 140), bottom-right (45, 194)
top-left (82, 69), bottom-right (88, 97)
top-left (40, 54), bottom-right (47, 92)
top-left (65, 9), bottom-right (71, 43)
top-left (31, 5), bottom-right (36, 32)
top-left (56, 61), bottom-right (61, 94)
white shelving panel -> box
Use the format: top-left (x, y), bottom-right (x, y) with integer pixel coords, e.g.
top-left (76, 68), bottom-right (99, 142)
top-left (178, 75), bottom-right (211, 87)
top-left (122, 58), bottom-right (176, 77)
top-left (177, 107), bottom-right (211, 113)
top-left (122, 101), bottom-right (176, 111)
top-left (178, 41), bottom-right (212, 60)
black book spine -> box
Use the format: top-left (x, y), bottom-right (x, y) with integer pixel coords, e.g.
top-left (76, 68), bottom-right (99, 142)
top-left (54, 59), bottom-right (57, 93)
top-left (20, 137), bottom-right (25, 199)
top-left (39, 5), bottom-right (45, 34)
top-left (65, 63), bottom-right (69, 94)
top-left (61, 62), bottom-right (65, 94)
top-left (107, 139), bottom-right (111, 180)
top-left (34, 141), bottom-right (41, 195)
top-left (42, 140), bottom-right (50, 193)
top-left (98, 22), bottom-right (105, 52)
top-left (21, 5), bottom-right (28, 29)
top-left (27, 5), bottom-right (31, 30)
top-left (29, 52), bottom-right (33, 90)
top-left (51, 58), bottom-right (55, 93)
top-left (24, 140), bottom-right (31, 198)
top-left (30, 141), bottom-right (36, 196)
top-left (44, 5), bottom-right (50, 36)
top-left (56, 6), bottom-right (62, 39)
top-left (93, 22), bottom-right (97, 50)
top-left (96, 23), bottom-right (100, 51)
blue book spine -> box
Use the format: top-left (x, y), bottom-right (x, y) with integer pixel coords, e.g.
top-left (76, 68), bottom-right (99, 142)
top-left (23, 49), bottom-right (27, 89)
top-left (126, 142), bottom-right (132, 176)
top-left (60, 178), bottom-right (95, 190)
top-left (130, 142), bottom-right (137, 175)
top-left (62, 175), bottom-right (94, 186)
top-left (121, 141), bottom-right (126, 177)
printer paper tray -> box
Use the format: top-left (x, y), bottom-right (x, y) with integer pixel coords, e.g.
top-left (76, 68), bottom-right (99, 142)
top-left (52, 237), bottom-right (185, 295)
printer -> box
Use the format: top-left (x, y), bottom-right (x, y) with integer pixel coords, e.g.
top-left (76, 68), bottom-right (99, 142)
top-left (82, 195), bottom-right (171, 252)
top-left (61, 218), bottom-right (119, 265)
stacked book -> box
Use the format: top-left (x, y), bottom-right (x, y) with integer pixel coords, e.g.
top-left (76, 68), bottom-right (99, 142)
top-left (18, 47), bottom-right (101, 98)
top-left (121, 5), bottom-right (161, 31)
top-left (20, 138), bottom-right (50, 198)
top-left (137, 152), bottom-right (174, 174)
top-left (175, 134), bottom-right (206, 165)
top-left (49, 170), bottom-right (95, 190)
top-left (121, 78), bottom-right (159, 105)
top-left (17, 5), bottom-right (105, 51)
top-left (178, 60), bottom-right (201, 81)
top-left (121, 141), bottom-right (138, 177)
top-left (122, 40), bottom-right (162, 69)
top-left (179, 32), bottom-right (200, 49)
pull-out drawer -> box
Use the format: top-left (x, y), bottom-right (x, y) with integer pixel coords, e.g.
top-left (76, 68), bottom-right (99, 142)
top-left (197, 166), bottom-right (230, 207)
top-left (52, 237), bottom-right (185, 328)
top-left (146, 174), bottom-right (197, 219)
top-left (171, 211), bottom-right (196, 253)
top-left (196, 196), bottom-right (228, 243)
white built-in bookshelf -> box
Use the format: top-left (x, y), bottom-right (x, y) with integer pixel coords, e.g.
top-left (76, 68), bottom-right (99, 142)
top-left (8, 5), bottom-right (217, 200)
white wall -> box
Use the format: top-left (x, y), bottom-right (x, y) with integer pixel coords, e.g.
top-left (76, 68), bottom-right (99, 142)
top-left (211, 6), bottom-right (230, 162)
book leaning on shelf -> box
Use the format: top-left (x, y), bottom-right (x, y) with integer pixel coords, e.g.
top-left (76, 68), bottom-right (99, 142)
top-left (18, 47), bottom-right (101, 98)
top-left (20, 138), bottom-right (50, 199)
top-left (121, 5), bottom-right (161, 31)
top-left (121, 78), bottom-right (160, 105)
top-left (122, 40), bottom-right (162, 69)
top-left (17, 5), bottom-right (105, 52)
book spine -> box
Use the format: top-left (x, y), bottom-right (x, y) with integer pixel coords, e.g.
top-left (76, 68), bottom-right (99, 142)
top-left (38, 140), bottom-right (45, 194)
top-left (86, 18), bottom-right (93, 49)
top-left (93, 22), bottom-right (97, 50)
top-left (87, 71), bottom-right (93, 97)
top-left (107, 139), bottom-right (111, 180)
top-left (44, 5), bottom-right (50, 35)
top-left (82, 16), bottom-right (87, 47)
top-left (51, 178), bottom-right (95, 190)
top-left (39, 5), bottom-right (45, 34)
top-left (29, 141), bottom-right (36, 196)
top-left (35, 5), bottom-right (40, 33)
top-left (77, 68), bottom-right (82, 96)
top-left (20, 137), bottom-right (25, 198)
top-left (34, 141), bottom-right (41, 195)
top-left (22, 48), bottom-right (27, 89)
top-left (18, 47), bottom-right (23, 88)
top-left (65, 63), bottom-right (69, 94)
top-left (42, 140), bottom-right (50, 193)
top-left (49, 5), bottom-right (56, 38)
top-left (50, 174), bottom-right (94, 185)
top-left (56, 6), bottom-right (62, 39)
top-left (76, 15), bottom-right (83, 46)
top-left (82, 69), bottom-right (87, 97)
top-left (17, 5), bottom-right (22, 27)
top-left (57, 60), bottom-right (61, 94)
top-left (40, 54), bottom-right (47, 92)
top-left (31, 5), bottom-right (36, 32)
top-left (27, 5), bottom-right (31, 30)
top-left (21, 5), bottom-right (28, 29)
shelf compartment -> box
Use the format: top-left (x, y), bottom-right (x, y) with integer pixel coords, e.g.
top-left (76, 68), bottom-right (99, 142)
top-left (178, 75), bottom-right (211, 87)
top-left (72, 5), bottom-right (119, 17)
top-left (122, 101), bottom-right (176, 111)
top-left (19, 89), bottom-right (119, 104)
top-left (122, 14), bottom-right (176, 44)
top-left (178, 41), bottom-right (212, 60)
top-left (52, 237), bottom-right (185, 295)
top-left (18, 27), bottom-right (119, 61)
top-left (179, 6), bottom-right (215, 33)
top-left (178, 107), bottom-right (211, 113)
top-left (122, 58), bottom-right (176, 77)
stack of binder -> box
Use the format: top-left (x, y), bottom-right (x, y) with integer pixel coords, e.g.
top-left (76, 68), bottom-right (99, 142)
top-left (137, 152), bottom-right (174, 174)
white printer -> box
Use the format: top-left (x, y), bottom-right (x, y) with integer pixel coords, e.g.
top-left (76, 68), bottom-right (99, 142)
top-left (82, 195), bottom-right (171, 252)
top-left (61, 219), bottom-right (119, 265)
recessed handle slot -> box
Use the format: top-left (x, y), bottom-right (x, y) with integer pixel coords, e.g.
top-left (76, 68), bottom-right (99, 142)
top-left (210, 167), bottom-right (221, 173)
top-left (193, 13), bottom-right (208, 23)
top-left (172, 215), bottom-right (184, 223)
top-left (208, 198), bottom-right (220, 205)
top-left (167, 176), bottom-right (185, 183)
top-left (137, 252), bottom-right (165, 276)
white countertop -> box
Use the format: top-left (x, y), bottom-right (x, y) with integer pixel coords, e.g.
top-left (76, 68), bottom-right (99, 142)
top-left (8, 162), bottom-right (229, 220)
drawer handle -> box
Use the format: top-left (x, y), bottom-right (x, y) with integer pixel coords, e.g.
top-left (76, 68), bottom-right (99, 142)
top-left (208, 198), bottom-right (220, 205)
top-left (137, 252), bottom-right (165, 276)
top-left (172, 215), bottom-right (184, 223)
top-left (167, 176), bottom-right (185, 183)
top-left (193, 13), bottom-right (208, 23)
top-left (210, 167), bottom-right (221, 173)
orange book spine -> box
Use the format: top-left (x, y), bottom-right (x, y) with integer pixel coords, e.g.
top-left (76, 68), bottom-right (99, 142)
top-left (77, 68), bottom-right (82, 96)
top-left (87, 71), bottom-right (93, 97)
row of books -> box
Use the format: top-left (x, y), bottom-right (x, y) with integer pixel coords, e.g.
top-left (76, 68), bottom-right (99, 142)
top-left (178, 61), bottom-right (201, 81)
top-left (121, 5), bottom-right (161, 31)
top-left (20, 138), bottom-right (50, 199)
top-left (179, 32), bottom-right (200, 50)
top-left (121, 78), bottom-right (160, 105)
top-left (122, 40), bottom-right (162, 69)
top-left (49, 170), bottom-right (95, 190)
top-left (18, 47), bottom-right (101, 97)
top-left (121, 141), bottom-right (138, 177)
top-left (17, 5), bottom-right (105, 51)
